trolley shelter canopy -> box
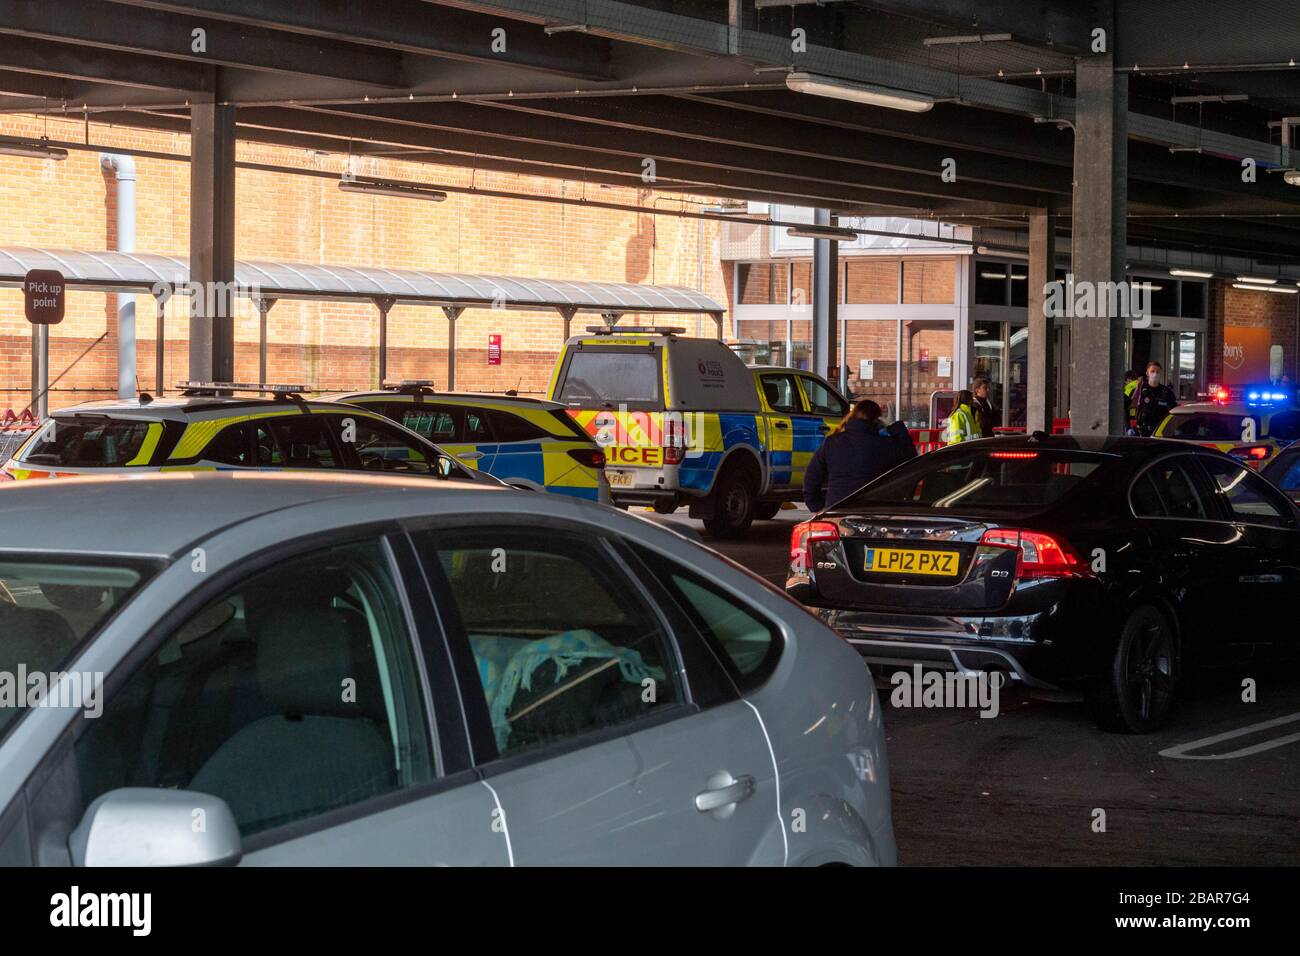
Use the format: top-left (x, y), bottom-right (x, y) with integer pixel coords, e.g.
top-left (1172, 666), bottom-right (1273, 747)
top-left (0, 247), bottom-right (725, 389)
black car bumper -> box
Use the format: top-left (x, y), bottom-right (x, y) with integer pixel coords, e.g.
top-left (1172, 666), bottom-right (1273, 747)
top-left (818, 582), bottom-right (1115, 691)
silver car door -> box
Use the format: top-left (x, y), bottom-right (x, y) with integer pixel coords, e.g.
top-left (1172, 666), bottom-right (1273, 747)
top-left (411, 522), bottom-right (785, 866)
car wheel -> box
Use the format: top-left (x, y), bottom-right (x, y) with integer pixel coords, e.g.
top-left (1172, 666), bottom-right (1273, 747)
top-left (703, 461), bottom-right (758, 538)
top-left (1088, 605), bottom-right (1177, 733)
top-left (753, 502), bottom-right (782, 521)
top-left (652, 500), bottom-right (677, 515)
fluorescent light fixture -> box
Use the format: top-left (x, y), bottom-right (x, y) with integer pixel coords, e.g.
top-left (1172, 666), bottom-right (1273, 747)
top-left (1233, 282), bottom-right (1296, 294)
top-left (1236, 275), bottom-right (1277, 284)
top-left (0, 136), bottom-right (68, 160)
top-left (975, 245), bottom-right (1028, 260)
top-left (785, 225), bottom-right (859, 242)
top-left (339, 172), bottom-right (446, 202)
top-left (1169, 268), bottom-right (1213, 278)
top-left (979, 271), bottom-right (1008, 279)
top-left (785, 72), bottom-right (934, 112)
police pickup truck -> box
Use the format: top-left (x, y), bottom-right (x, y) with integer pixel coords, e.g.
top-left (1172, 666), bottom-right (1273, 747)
top-left (548, 327), bottom-right (848, 536)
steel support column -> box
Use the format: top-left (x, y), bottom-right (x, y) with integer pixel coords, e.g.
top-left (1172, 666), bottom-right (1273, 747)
top-left (1070, 56), bottom-right (1128, 435)
top-left (1027, 203), bottom-right (1057, 432)
top-left (374, 296), bottom-right (395, 386)
top-left (811, 209), bottom-right (839, 381)
top-left (154, 292), bottom-right (167, 395)
top-left (444, 306), bottom-right (464, 390)
top-left (188, 90), bottom-right (237, 383)
top-left (254, 296), bottom-right (276, 385)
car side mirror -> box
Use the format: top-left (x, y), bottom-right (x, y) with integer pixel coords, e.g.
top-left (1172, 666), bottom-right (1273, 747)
top-left (437, 455), bottom-right (454, 477)
top-left (69, 788), bottom-right (242, 867)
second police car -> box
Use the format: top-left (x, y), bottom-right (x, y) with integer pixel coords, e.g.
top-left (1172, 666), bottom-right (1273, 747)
top-left (548, 326), bottom-right (848, 536)
top-left (324, 381), bottom-right (610, 502)
top-left (1153, 383), bottom-right (1300, 468)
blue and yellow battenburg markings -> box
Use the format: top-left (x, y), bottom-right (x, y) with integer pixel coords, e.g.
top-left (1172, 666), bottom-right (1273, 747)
top-left (349, 396), bottom-right (603, 501)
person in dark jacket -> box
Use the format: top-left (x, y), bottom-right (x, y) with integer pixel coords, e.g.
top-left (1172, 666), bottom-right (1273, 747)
top-left (971, 377), bottom-right (998, 438)
top-left (1132, 360), bottom-right (1178, 436)
top-left (804, 399), bottom-right (902, 512)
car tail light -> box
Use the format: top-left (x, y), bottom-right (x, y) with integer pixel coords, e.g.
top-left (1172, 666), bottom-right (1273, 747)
top-left (790, 520), bottom-right (839, 574)
top-left (1229, 445), bottom-right (1271, 462)
top-left (566, 447), bottom-right (606, 470)
top-left (980, 528), bottom-right (1092, 580)
top-left (663, 416), bottom-right (687, 465)
top-left (990, 451), bottom-right (1039, 459)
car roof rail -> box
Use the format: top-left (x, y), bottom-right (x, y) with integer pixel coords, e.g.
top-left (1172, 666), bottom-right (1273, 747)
top-left (176, 381), bottom-right (314, 401)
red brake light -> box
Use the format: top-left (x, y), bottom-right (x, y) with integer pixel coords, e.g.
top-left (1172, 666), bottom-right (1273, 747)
top-left (990, 451), bottom-right (1039, 459)
top-left (566, 448), bottom-right (606, 470)
top-left (790, 520), bottom-right (839, 575)
top-left (1229, 445), bottom-right (1270, 462)
top-left (980, 528), bottom-right (1091, 579)
top-left (663, 416), bottom-right (687, 465)
top-left (1214, 388), bottom-right (1231, 404)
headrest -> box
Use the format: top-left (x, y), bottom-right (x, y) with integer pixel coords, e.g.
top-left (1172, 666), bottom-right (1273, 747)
top-left (0, 604), bottom-right (78, 670)
top-left (253, 606), bottom-right (363, 717)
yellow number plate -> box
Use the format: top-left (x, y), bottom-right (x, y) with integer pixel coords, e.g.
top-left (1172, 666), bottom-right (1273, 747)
top-left (864, 547), bottom-right (959, 577)
top-left (606, 469), bottom-right (634, 488)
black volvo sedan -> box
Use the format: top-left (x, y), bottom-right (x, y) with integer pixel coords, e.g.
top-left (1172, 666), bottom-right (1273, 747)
top-left (787, 434), bottom-right (1300, 733)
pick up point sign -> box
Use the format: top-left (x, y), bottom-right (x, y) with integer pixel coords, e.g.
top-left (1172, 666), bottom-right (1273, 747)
top-left (24, 269), bottom-right (65, 325)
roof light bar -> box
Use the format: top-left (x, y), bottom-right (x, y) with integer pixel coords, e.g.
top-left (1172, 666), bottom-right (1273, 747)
top-left (177, 381), bottom-right (314, 394)
top-left (584, 325), bottom-right (686, 335)
top-left (784, 72), bottom-right (934, 112)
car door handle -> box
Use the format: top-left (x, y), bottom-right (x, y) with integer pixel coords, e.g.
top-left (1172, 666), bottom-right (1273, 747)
top-left (773, 421), bottom-right (789, 430)
top-left (695, 773), bottom-right (755, 813)
top-left (456, 451), bottom-right (484, 460)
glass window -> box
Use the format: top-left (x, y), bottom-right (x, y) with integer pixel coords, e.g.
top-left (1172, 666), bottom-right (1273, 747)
top-left (557, 349), bottom-right (663, 409)
top-left (844, 259), bottom-right (898, 304)
top-left (974, 260), bottom-right (1008, 305)
top-left (1129, 472), bottom-right (1168, 517)
top-left (1181, 281), bottom-right (1206, 319)
top-left (203, 422), bottom-right (253, 466)
top-left (840, 448), bottom-right (1111, 510)
top-left (485, 409), bottom-right (546, 443)
top-left (635, 548), bottom-right (780, 692)
top-left (1161, 412), bottom-right (1255, 441)
top-left (800, 376), bottom-right (846, 417)
top-left (1133, 274), bottom-right (1178, 317)
top-left (0, 560), bottom-right (143, 739)
top-left (1267, 451), bottom-right (1300, 492)
top-left (1141, 458), bottom-right (1215, 520)
top-left (419, 529), bottom-right (681, 758)
top-left (737, 262), bottom-right (789, 305)
top-left (759, 373), bottom-right (803, 413)
top-left (254, 416), bottom-right (339, 468)
top-left (843, 319), bottom-right (897, 415)
top-left (340, 416), bottom-right (434, 475)
top-left (18, 418), bottom-right (160, 468)
top-left (72, 540), bottom-right (433, 837)
top-left (1201, 457), bottom-right (1294, 528)
top-left (1267, 411), bottom-right (1300, 443)
top-left (391, 403), bottom-right (456, 442)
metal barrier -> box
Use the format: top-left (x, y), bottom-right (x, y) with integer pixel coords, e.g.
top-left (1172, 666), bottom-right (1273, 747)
top-left (0, 410), bottom-right (38, 465)
top-left (908, 428), bottom-right (946, 454)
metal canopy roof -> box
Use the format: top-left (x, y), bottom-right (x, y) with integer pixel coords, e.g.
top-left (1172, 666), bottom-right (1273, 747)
top-left (0, 247), bottom-right (724, 316)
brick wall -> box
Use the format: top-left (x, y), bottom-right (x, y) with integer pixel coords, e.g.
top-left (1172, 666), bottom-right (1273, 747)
top-left (0, 114), bottom-right (727, 411)
top-left (1207, 278), bottom-right (1298, 383)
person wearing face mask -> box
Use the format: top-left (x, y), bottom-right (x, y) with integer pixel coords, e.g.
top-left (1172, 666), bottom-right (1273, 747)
top-left (1132, 361), bottom-right (1178, 436)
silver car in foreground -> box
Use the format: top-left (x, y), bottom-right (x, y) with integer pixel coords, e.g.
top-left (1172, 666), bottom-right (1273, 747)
top-left (0, 473), bottom-right (894, 866)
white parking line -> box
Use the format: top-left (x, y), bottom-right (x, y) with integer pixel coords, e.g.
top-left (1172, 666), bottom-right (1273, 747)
top-left (1159, 712), bottom-right (1300, 760)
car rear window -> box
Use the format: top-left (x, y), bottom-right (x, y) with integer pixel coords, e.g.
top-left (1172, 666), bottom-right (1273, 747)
top-left (0, 560), bottom-right (144, 738)
top-left (556, 348), bottom-right (662, 409)
top-left (1162, 412), bottom-right (1253, 441)
top-left (838, 447), bottom-right (1112, 511)
top-left (18, 417), bottom-right (161, 467)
